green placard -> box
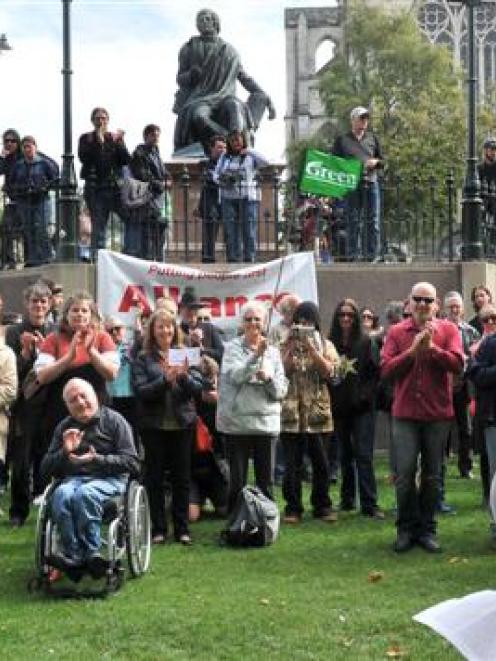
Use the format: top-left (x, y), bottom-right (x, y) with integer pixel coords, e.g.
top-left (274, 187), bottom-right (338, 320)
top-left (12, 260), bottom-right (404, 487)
top-left (299, 149), bottom-right (363, 199)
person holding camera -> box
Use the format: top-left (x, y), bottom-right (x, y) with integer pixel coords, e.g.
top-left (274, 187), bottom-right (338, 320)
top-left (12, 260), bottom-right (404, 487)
top-left (332, 107), bottom-right (383, 262)
top-left (214, 129), bottom-right (268, 263)
top-left (280, 302), bottom-right (339, 523)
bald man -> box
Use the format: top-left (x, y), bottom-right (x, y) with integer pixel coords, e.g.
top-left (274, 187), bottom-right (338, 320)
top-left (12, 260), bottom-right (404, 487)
top-left (41, 378), bottom-right (139, 578)
top-left (381, 282), bottom-right (464, 554)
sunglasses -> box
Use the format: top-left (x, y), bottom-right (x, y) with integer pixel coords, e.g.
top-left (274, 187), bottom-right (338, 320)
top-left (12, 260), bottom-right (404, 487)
top-left (362, 313), bottom-right (374, 319)
top-left (339, 311), bottom-right (354, 318)
top-left (3, 138), bottom-right (17, 144)
top-left (483, 316), bottom-right (496, 324)
top-left (197, 316), bottom-right (211, 322)
top-left (244, 316), bottom-right (262, 323)
top-left (402, 312), bottom-right (412, 319)
top-left (412, 296), bottom-right (435, 305)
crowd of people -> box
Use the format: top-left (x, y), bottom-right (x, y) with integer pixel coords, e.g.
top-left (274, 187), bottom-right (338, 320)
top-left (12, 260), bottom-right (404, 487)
top-left (1, 276), bottom-right (496, 575)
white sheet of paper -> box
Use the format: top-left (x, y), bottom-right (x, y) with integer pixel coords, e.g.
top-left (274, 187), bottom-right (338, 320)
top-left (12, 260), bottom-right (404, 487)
top-left (168, 347), bottom-right (201, 367)
top-left (414, 590), bottom-right (496, 660)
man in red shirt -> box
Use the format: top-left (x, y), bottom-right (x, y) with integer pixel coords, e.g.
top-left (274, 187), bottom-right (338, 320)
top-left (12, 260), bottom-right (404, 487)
top-left (381, 282), bottom-right (464, 553)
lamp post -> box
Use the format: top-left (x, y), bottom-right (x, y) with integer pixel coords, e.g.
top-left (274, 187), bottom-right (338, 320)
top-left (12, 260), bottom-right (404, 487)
top-left (0, 34), bottom-right (12, 53)
top-left (57, 0), bottom-right (79, 262)
top-left (449, 0), bottom-right (486, 260)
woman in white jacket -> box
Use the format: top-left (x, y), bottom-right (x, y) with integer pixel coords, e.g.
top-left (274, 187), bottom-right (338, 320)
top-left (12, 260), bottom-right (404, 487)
top-left (217, 301), bottom-right (287, 512)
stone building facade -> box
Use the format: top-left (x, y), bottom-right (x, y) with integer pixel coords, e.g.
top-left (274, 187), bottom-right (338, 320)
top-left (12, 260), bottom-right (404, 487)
top-left (285, 1), bottom-right (496, 146)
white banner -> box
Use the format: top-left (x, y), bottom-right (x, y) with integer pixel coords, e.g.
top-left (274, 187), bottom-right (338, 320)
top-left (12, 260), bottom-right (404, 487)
top-left (97, 251), bottom-right (318, 338)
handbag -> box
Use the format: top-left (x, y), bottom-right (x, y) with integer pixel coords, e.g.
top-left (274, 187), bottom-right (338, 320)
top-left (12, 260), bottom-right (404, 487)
top-left (120, 176), bottom-right (152, 209)
top-left (196, 417), bottom-right (213, 453)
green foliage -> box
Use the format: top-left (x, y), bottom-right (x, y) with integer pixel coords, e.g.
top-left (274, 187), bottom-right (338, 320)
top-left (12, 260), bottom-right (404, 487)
top-left (318, 0), bottom-right (466, 182)
top-left (0, 458), bottom-right (493, 659)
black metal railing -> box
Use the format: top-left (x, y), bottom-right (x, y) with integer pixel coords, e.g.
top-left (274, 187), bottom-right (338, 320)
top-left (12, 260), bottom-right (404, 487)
top-left (2, 167), bottom-right (496, 268)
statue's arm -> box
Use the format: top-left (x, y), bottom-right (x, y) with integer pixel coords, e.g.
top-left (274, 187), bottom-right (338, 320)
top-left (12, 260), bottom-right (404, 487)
top-left (238, 67), bottom-right (276, 120)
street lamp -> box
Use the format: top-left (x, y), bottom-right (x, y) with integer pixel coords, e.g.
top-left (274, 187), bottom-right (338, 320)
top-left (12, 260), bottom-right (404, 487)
top-left (57, 0), bottom-right (79, 262)
top-left (448, 0), bottom-right (487, 260)
top-left (0, 34), bottom-right (12, 53)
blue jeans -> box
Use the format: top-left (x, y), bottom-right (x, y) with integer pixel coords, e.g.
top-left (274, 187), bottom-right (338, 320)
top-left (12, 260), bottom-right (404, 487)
top-left (392, 419), bottom-right (449, 537)
top-left (124, 207), bottom-right (166, 261)
top-left (222, 198), bottom-right (258, 263)
top-left (16, 199), bottom-right (52, 266)
top-left (345, 180), bottom-right (380, 261)
top-left (50, 476), bottom-right (126, 561)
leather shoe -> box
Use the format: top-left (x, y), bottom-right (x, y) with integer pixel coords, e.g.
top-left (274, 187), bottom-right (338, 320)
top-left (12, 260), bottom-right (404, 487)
top-left (393, 532), bottom-right (414, 553)
top-left (178, 534), bottom-right (192, 546)
top-left (319, 511), bottom-right (338, 523)
top-left (86, 553), bottom-right (109, 579)
top-left (363, 508), bottom-right (385, 520)
top-left (417, 534), bottom-right (441, 553)
top-left (283, 514), bottom-right (301, 524)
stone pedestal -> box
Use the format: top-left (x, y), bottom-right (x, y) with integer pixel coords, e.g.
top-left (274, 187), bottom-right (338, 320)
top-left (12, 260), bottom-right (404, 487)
top-left (165, 157), bottom-right (285, 263)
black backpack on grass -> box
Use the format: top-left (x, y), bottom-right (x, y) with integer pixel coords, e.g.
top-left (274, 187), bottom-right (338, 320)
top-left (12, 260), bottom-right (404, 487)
top-left (221, 486), bottom-right (280, 547)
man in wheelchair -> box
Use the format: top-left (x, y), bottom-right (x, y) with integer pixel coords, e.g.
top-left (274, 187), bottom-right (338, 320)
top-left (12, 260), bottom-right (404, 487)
top-left (40, 378), bottom-right (140, 580)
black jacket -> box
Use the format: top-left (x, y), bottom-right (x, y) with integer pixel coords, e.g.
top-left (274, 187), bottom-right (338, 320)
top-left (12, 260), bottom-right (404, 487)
top-left (130, 143), bottom-right (169, 194)
top-left (41, 406), bottom-right (140, 480)
top-left (330, 335), bottom-right (379, 418)
top-left (78, 131), bottom-right (130, 184)
top-left (132, 351), bottom-right (202, 429)
top-left (467, 334), bottom-right (496, 423)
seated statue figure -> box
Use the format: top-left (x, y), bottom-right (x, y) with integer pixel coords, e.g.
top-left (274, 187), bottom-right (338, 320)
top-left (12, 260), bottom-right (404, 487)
top-left (173, 8), bottom-right (276, 155)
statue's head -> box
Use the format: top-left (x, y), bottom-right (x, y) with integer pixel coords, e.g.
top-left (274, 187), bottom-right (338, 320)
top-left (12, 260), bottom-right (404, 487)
top-left (196, 9), bottom-right (220, 37)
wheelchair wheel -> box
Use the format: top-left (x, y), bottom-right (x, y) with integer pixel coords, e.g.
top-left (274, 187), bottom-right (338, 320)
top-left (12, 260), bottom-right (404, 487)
top-left (490, 472), bottom-right (496, 524)
top-left (34, 485), bottom-right (55, 575)
top-left (126, 482), bottom-right (151, 577)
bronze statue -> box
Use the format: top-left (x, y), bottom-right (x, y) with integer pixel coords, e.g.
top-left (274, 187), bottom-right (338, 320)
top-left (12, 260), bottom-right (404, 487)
top-left (173, 8), bottom-right (276, 155)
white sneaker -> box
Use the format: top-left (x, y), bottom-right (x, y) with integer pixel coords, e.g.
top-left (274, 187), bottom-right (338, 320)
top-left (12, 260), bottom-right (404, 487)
top-left (32, 495), bottom-right (44, 507)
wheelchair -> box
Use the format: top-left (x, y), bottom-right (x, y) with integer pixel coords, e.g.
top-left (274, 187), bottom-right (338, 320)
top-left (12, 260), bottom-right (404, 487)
top-left (30, 477), bottom-right (151, 596)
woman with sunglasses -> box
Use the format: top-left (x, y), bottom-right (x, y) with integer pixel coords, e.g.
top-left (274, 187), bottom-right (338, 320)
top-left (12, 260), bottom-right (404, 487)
top-left (217, 301), bottom-right (287, 512)
top-left (329, 298), bottom-right (383, 519)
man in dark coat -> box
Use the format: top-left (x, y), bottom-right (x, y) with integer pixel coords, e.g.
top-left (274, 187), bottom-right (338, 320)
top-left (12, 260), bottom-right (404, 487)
top-left (125, 124), bottom-right (170, 261)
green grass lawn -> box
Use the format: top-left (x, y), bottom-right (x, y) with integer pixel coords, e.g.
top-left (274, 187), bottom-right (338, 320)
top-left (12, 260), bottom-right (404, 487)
top-left (0, 458), bottom-right (492, 660)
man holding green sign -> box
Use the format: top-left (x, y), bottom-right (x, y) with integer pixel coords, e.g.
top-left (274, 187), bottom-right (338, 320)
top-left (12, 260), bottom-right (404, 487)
top-left (332, 106), bottom-right (384, 261)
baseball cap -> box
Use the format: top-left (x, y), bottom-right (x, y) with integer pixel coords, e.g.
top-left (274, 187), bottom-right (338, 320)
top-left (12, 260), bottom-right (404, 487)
top-left (350, 106), bottom-right (370, 121)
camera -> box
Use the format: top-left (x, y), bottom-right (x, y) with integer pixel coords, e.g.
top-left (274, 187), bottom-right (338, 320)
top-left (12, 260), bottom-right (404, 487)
top-left (291, 325), bottom-right (314, 341)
